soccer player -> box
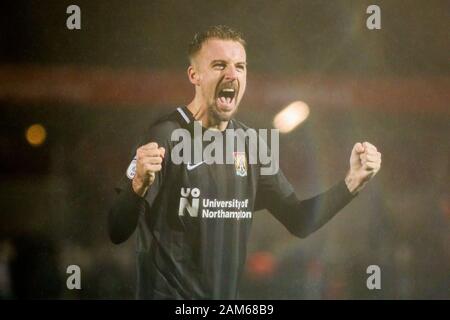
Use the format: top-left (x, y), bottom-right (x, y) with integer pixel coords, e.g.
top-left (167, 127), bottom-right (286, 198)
top-left (108, 25), bottom-right (382, 299)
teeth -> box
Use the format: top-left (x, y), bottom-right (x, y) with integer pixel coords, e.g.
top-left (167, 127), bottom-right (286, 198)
top-left (222, 88), bottom-right (235, 92)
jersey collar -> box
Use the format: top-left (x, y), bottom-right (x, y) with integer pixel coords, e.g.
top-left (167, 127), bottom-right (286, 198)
top-left (178, 106), bottom-right (234, 130)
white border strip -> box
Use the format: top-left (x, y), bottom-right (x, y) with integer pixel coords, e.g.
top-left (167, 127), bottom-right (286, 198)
top-left (177, 107), bottom-right (190, 124)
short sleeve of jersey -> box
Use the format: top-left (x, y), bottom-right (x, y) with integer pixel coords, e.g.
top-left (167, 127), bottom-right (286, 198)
top-left (114, 120), bottom-right (178, 206)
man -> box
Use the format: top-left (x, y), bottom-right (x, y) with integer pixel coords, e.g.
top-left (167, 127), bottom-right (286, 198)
top-left (108, 25), bottom-right (382, 299)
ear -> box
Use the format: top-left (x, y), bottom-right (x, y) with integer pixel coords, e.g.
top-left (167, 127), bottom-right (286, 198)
top-left (187, 65), bottom-right (200, 85)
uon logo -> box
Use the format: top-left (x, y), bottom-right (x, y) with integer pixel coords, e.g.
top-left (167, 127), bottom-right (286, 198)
top-left (178, 187), bottom-right (200, 217)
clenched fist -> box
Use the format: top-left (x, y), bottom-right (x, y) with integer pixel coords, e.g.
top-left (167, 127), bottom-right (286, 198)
top-left (345, 141), bottom-right (382, 195)
top-left (132, 142), bottom-right (165, 197)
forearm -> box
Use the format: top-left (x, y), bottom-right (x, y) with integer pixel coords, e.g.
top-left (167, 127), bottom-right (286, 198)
top-left (108, 182), bottom-right (146, 244)
top-left (271, 180), bottom-right (357, 238)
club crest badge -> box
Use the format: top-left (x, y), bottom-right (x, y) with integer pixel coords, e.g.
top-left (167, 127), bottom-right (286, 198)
top-left (233, 152), bottom-right (247, 177)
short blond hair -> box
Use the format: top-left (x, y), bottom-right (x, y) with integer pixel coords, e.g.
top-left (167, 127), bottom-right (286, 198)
top-left (188, 25), bottom-right (246, 62)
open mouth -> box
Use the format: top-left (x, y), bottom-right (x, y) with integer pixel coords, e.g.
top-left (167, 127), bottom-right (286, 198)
top-left (216, 87), bottom-right (237, 110)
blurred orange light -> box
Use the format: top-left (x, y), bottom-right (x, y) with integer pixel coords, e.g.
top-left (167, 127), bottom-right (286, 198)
top-left (273, 101), bottom-right (310, 133)
top-left (246, 251), bottom-right (276, 279)
top-left (25, 123), bottom-right (47, 147)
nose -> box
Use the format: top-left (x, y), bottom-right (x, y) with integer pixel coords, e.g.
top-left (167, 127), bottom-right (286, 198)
top-left (224, 65), bottom-right (238, 81)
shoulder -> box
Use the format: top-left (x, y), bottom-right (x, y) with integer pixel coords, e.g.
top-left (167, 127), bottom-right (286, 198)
top-left (231, 118), bottom-right (275, 153)
top-left (139, 108), bottom-right (186, 146)
top-left (150, 107), bottom-right (188, 133)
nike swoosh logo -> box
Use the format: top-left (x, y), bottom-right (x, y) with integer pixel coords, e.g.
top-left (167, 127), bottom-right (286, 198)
top-left (187, 162), bottom-right (205, 170)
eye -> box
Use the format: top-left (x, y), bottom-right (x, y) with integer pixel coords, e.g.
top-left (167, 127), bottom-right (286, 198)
top-left (236, 64), bottom-right (246, 72)
top-left (213, 63), bottom-right (226, 70)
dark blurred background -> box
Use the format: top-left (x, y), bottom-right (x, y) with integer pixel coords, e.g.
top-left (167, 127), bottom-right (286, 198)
top-left (0, 0), bottom-right (448, 299)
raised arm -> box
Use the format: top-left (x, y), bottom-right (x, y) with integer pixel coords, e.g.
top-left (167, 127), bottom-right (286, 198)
top-left (257, 141), bottom-right (381, 238)
top-left (108, 142), bottom-right (165, 244)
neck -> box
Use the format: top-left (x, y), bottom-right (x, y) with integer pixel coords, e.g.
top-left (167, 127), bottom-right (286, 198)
top-left (187, 98), bottom-right (229, 131)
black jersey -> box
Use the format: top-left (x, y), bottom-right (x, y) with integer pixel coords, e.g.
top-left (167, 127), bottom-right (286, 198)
top-left (109, 106), bottom-right (357, 299)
